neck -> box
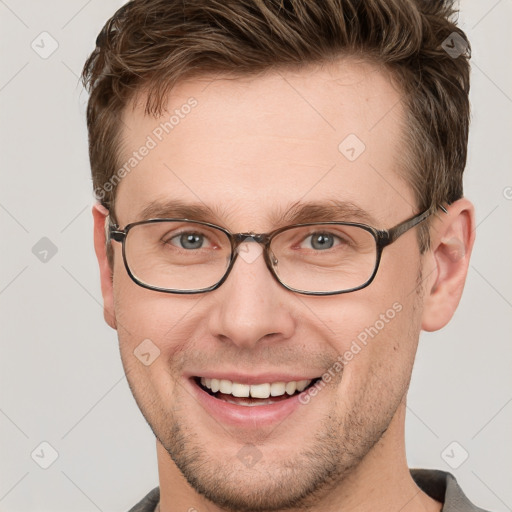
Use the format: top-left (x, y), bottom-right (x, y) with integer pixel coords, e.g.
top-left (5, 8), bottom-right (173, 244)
top-left (156, 402), bottom-right (442, 512)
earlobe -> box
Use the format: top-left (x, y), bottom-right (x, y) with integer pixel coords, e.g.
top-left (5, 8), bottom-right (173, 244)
top-left (421, 198), bottom-right (476, 332)
top-left (92, 203), bottom-right (117, 330)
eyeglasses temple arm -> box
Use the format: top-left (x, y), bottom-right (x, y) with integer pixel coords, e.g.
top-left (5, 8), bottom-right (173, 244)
top-left (381, 204), bottom-right (443, 245)
top-left (105, 216), bottom-right (125, 243)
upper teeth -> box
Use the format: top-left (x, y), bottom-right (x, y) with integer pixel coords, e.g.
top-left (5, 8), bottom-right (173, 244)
top-left (200, 377), bottom-right (312, 399)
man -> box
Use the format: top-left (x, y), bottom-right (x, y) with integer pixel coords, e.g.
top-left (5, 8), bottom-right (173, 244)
top-left (81, 1), bottom-right (488, 511)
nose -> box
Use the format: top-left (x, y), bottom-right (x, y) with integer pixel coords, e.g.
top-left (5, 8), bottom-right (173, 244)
top-left (206, 240), bottom-right (296, 350)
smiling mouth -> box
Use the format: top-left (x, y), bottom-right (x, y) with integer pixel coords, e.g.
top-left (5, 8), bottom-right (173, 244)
top-left (193, 376), bottom-right (321, 406)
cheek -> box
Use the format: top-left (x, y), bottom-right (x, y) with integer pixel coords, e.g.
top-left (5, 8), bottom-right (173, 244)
top-left (337, 291), bottom-right (421, 400)
top-left (112, 267), bottom-right (202, 377)
top-left (112, 249), bottom-right (174, 342)
top-left (112, 287), bottom-right (193, 411)
top-left (114, 287), bottom-right (192, 351)
top-left (315, 254), bottom-right (422, 389)
top-left (110, 248), bottom-right (207, 390)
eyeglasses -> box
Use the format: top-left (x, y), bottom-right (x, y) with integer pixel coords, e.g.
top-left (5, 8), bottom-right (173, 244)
top-left (108, 206), bottom-right (438, 296)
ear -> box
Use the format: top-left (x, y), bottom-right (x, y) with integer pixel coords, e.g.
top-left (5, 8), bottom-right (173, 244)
top-left (421, 198), bottom-right (476, 332)
top-left (92, 203), bottom-right (117, 330)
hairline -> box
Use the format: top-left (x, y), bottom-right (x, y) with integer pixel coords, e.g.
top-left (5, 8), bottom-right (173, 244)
top-left (108, 55), bottom-right (420, 215)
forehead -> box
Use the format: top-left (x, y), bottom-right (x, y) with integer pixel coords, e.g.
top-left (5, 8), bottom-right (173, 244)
top-left (115, 58), bottom-right (413, 229)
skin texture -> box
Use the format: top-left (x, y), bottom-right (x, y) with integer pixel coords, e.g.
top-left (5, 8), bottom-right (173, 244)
top-left (93, 58), bottom-right (475, 512)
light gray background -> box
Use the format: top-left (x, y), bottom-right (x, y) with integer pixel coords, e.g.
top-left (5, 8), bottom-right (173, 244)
top-left (0, 1), bottom-right (511, 511)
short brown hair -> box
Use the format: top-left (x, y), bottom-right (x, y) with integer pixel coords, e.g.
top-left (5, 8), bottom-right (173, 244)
top-left (82, 0), bottom-right (471, 251)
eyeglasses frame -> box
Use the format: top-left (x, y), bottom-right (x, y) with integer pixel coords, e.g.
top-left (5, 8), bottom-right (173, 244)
top-left (108, 204), bottom-right (443, 296)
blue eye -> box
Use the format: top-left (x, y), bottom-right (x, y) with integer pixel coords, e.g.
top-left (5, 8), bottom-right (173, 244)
top-left (307, 232), bottom-right (335, 250)
top-left (300, 231), bottom-right (348, 251)
top-left (163, 231), bottom-right (212, 250)
top-left (175, 233), bottom-right (205, 250)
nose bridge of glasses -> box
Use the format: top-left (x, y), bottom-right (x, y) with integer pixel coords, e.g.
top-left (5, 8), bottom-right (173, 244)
top-left (233, 232), bottom-right (268, 243)
top-left (232, 232), bottom-right (272, 254)
top-left (231, 233), bottom-right (277, 266)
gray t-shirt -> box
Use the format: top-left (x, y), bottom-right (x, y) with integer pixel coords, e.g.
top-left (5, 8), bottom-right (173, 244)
top-left (128, 469), bottom-right (492, 512)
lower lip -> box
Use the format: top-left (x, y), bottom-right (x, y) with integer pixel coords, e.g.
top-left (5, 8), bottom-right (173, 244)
top-left (188, 378), bottom-right (310, 428)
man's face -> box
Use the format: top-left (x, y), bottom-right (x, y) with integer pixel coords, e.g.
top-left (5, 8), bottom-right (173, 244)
top-left (109, 59), bottom-right (427, 510)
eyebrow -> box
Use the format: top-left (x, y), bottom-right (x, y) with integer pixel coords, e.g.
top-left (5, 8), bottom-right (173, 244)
top-left (136, 198), bottom-right (378, 228)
